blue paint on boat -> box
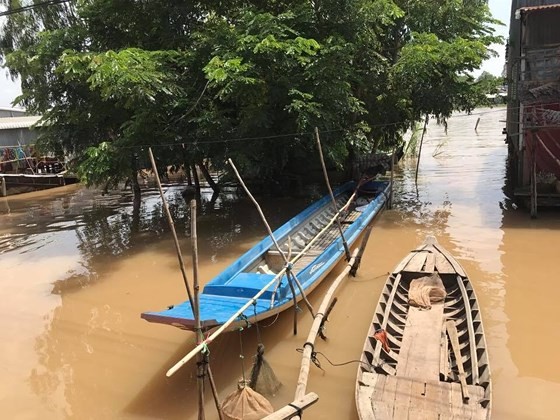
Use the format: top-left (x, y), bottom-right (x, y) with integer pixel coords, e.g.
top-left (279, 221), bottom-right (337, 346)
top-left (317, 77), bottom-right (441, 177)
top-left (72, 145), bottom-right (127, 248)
top-left (141, 180), bottom-right (390, 331)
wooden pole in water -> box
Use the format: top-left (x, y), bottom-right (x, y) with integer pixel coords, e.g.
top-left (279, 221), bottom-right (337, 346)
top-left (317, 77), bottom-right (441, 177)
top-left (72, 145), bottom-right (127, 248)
top-left (389, 148), bottom-right (395, 209)
top-left (531, 142), bottom-right (538, 219)
top-left (293, 226), bottom-right (374, 410)
top-left (0, 177), bottom-right (6, 197)
top-left (206, 364), bottom-right (223, 420)
top-left (227, 158), bottom-right (315, 321)
top-left (314, 127), bottom-right (351, 260)
top-left (148, 148), bottom-right (194, 308)
top-left (415, 115), bottom-right (429, 185)
top-left (191, 200), bottom-right (205, 420)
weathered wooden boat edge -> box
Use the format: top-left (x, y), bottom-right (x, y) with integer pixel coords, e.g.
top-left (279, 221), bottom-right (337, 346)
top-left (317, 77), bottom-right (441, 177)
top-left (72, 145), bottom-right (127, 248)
top-left (356, 236), bottom-right (492, 420)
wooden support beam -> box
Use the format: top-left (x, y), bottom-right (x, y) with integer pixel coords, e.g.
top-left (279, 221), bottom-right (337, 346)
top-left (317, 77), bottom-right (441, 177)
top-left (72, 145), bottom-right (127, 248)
top-left (445, 320), bottom-right (470, 402)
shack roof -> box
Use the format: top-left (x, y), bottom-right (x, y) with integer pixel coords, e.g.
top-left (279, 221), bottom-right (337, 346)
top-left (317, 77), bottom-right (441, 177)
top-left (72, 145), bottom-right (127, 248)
top-left (0, 116), bottom-right (42, 130)
top-left (518, 3), bottom-right (560, 14)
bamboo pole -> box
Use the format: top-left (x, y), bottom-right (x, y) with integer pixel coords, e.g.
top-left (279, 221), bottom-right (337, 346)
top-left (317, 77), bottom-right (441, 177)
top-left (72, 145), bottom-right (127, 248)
top-left (314, 127), bottom-right (351, 260)
top-left (262, 393), bottom-right (319, 420)
top-left (227, 158), bottom-right (315, 319)
top-left (148, 148), bottom-right (194, 308)
top-left (191, 200), bottom-right (205, 420)
top-left (206, 364), bottom-right (223, 420)
top-left (294, 225), bottom-right (374, 403)
top-left (415, 115), bottom-right (429, 185)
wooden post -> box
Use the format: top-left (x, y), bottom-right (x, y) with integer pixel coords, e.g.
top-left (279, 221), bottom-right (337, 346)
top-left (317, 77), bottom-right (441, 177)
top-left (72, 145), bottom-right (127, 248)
top-left (191, 200), bottom-right (205, 420)
top-left (148, 148), bottom-right (195, 308)
top-left (0, 177), bottom-right (6, 197)
top-left (314, 127), bottom-right (351, 260)
top-left (415, 115), bottom-right (429, 185)
top-left (474, 117), bottom-right (481, 132)
top-left (531, 145), bottom-right (537, 219)
top-left (206, 364), bottom-right (223, 420)
top-left (389, 149), bottom-right (395, 209)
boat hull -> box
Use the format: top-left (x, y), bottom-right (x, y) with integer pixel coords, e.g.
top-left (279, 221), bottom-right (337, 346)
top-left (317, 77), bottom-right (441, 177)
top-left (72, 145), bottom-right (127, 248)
top-left (356, 236), bottom-right (491, 419)
top-left (142, 180), bottom-right (391, 332)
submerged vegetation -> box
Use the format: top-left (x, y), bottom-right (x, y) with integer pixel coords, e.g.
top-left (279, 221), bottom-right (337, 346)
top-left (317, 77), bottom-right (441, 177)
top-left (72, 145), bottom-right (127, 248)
top-left (0, 0), bottom-right (502, 197)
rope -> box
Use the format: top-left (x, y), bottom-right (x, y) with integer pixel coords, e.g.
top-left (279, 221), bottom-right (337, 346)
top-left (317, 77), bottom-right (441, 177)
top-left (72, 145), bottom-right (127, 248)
top-left (253, 301), bottom-right (262, 345)
top-left (238, 328), bottom-right (247, 385)
top-left (287, 403), bottom-right (303, 417)
top-left (296, 348), bottom-right (371, 371)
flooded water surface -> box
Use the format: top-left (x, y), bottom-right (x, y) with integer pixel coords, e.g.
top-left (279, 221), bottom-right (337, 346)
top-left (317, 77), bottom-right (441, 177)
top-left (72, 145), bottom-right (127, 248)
top-left (1, 107), bottom-right (559, 419)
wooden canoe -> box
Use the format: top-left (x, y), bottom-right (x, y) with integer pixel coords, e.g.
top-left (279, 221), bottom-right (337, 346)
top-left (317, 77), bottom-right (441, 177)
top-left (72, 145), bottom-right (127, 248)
top-left (356, 236), bottom-right (491, 419)
top-left (142, 180), bottom-right (390, 332)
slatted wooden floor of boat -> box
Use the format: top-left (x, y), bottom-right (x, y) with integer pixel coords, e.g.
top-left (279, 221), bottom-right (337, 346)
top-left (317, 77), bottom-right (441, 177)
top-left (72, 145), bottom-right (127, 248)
top-left (358, 302), bottom-right (488, 419)
top-left (359, 372), bottom-right (486, 419)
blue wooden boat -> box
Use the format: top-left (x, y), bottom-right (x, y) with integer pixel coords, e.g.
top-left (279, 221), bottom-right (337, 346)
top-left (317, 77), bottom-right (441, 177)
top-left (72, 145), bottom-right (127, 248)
top-left (141, 180), bottom-right (391, 332)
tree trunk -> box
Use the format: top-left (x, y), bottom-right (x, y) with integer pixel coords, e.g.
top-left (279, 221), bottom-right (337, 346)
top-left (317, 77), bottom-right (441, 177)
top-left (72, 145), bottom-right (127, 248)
top-left (131, 156), bottom-right (141, 201)
top-left (197, 160), bottom-right (220, 194)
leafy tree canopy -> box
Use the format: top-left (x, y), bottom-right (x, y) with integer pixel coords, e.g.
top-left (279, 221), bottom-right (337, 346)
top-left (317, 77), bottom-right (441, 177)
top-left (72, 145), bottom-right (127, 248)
top-left (0, 0), bottom-right (502, 195)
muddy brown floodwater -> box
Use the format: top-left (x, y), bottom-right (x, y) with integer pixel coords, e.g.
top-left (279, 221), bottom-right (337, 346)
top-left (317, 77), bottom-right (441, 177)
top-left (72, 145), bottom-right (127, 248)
top-left (1, 107), bottom-right (559, 420)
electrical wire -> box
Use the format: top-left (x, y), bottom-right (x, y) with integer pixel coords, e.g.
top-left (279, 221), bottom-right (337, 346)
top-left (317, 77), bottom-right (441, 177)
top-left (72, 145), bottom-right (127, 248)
top-left (0, 0), bottom-right (72, 17)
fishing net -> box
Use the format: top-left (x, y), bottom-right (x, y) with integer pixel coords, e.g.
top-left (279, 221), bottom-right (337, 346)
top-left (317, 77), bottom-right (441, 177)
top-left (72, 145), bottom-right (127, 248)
top-left (221, 383), bottom-right (273, 420)
top-left (408, 272), bottom-right (446, 309)
top-left (249, 343), bottom-right (282, 397)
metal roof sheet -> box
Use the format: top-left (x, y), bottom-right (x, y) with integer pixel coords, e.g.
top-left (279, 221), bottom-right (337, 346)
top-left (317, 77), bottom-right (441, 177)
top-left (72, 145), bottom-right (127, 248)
top-left (519, 3), bottom-right (560, 13)
top-left (0, 116), bottom-right (42, 130)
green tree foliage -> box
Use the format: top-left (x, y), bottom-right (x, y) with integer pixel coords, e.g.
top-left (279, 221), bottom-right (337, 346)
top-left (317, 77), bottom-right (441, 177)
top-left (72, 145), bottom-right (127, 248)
top-left (0, 0), bottom-right (502, 194)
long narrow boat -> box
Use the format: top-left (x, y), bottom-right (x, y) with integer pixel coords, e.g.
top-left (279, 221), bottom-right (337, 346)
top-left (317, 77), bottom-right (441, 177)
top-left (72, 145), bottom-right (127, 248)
top-left (356, 236), bottom-right (491, 419)
top-left (142, 180), bottom-right (391, 332)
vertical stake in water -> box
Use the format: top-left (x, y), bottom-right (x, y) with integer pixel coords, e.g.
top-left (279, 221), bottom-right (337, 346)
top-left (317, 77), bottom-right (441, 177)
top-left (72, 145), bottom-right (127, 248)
top-left (148, 147), bottom-right (194, 308)
top-left (415, 114), bottom-right (429, 186)
top-left (314, 127), bottom-right (351, 261)
top-left (389, 148), bottom-right (395, 209)
top-left (0, 177), bottom-right (6, 197)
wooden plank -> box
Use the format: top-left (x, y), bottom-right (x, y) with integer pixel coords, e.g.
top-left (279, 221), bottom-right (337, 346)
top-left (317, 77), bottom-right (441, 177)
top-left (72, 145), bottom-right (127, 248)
top-left (393, 377), bottom-right (413, 419)
top-left (440, 325), bottom-right (450, 381)
top-left (450, 382), bottom-right (468, 418)
top-left (408, 377), bottom-right (428, 417)
top-left (435, 251), bottom-right (455, 274)
top-left (378, 374), bottom-right (398, 414)
top-left (371, 401), bottom-right (392, 420)
top-left (433, 244), bottom-right (466, 277)
top-left (397, 304), bottom-right (445, 381)
top-left (424, 252), bottom-right (435, 273)
top-left (446, 320), bottom-right (470, 402)
top-left (425, 378), bottom-right (449, 417)
top-left (404, 252), bottom-right (428, 272)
